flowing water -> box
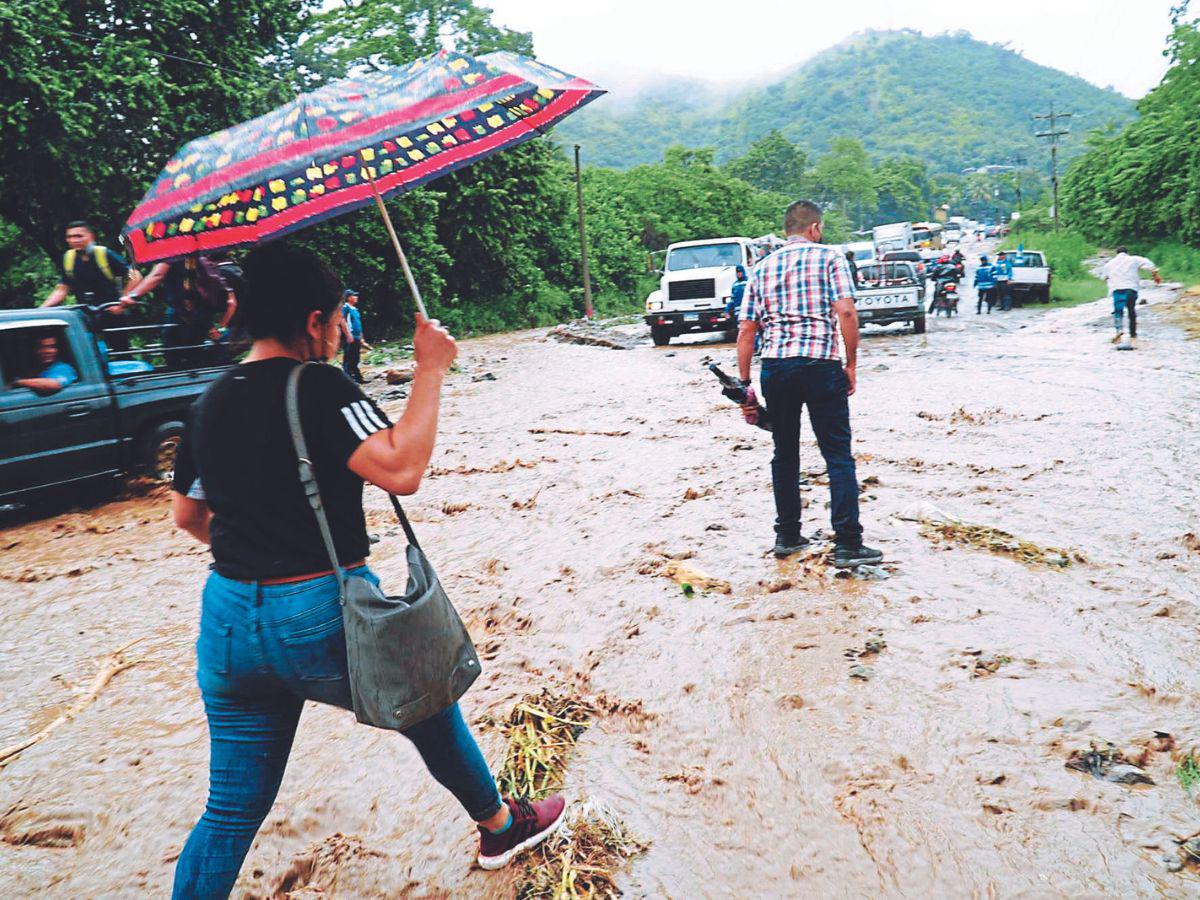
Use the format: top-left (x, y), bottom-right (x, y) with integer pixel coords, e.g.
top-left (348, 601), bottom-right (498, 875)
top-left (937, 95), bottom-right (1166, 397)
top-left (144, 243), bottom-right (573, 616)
top-left (2, 243), bottom-right (1199, 897)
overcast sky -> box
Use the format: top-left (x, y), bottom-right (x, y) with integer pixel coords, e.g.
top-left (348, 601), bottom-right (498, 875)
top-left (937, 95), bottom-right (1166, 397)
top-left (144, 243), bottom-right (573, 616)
top-left (484, 0), bottom-right (1179, 100)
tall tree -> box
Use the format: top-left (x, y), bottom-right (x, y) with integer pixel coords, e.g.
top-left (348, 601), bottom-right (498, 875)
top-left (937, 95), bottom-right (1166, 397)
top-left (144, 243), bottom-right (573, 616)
top-left (1062, 14), bottom-right (1200, 244)
top-left (809, 138), bottom-right (877, 225)
top-left (873, 155), bottom-right (930, 222)
top-left (723, 130), bottom-right (807, 197)
top-left (0, 0), bottom-right (309, 259)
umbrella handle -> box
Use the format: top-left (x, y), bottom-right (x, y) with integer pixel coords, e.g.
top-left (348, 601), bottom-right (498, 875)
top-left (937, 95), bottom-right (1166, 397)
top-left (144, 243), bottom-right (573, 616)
top-left (368, 177), bottom-right (429, 321)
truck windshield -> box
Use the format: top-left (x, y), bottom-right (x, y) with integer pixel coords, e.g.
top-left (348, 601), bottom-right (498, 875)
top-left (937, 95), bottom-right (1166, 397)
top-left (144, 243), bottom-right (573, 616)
top-left (666, 244), bottom-right (742, 271)
top-left (1010, 253), bottom-right (1045, 267)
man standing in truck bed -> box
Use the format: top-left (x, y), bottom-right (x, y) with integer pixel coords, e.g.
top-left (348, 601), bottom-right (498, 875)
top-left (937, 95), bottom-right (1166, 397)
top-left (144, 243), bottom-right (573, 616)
top-left (736, 200), bottom-right (883, 568)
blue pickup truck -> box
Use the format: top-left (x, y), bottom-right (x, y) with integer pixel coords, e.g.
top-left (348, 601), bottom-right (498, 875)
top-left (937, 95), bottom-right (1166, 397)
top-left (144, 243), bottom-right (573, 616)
top-left (0, 306), bottom-right (230, 504)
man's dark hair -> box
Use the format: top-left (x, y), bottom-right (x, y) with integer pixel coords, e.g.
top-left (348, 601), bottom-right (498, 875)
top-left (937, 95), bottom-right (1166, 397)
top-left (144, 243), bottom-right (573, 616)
top-left (65, 220), bottom-right (93, 233)
top-left (784, 200), bottom-right (822, 235)
top-left (239, 242), bottom-right (343, 341)
top-left (1116, 245), bottom-right (1128, 254)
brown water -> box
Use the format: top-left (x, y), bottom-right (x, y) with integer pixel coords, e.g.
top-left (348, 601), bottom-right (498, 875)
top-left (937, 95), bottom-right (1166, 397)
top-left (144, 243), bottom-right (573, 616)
top-left (3, 244), bottom-right (1200, 897)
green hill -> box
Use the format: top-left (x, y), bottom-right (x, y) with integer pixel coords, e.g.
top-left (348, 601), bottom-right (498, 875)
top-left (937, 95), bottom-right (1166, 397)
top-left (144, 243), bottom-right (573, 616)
top-left (562, 30), bottom-right (1136, 173)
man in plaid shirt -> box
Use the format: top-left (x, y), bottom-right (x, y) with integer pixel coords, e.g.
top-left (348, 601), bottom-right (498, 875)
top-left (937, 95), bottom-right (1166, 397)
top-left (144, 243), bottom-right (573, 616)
top-left (737, 200), bottom-right (883, 568)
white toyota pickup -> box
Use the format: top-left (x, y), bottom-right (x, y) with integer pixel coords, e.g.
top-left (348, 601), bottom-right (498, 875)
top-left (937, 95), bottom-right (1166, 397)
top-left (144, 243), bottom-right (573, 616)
top-left (1006, 250), bottom-right (1052, 304)
top-left (853, 261), bottom-right (926, 334)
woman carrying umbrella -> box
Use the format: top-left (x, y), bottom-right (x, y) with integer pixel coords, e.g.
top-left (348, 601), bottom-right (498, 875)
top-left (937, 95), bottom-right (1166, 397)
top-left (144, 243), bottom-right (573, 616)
top-left (169, 242), bottom-right (564, 898)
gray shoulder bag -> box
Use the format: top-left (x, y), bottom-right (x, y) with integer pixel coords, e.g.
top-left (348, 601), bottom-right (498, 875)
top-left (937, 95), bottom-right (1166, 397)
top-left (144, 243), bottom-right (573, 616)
top-left (286, 362), bottom-right (481, 731)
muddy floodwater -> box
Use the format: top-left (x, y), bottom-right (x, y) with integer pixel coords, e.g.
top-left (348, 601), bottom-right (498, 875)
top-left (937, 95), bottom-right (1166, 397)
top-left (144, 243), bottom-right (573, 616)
top-left (3, 246), bottom-right (1200, 897)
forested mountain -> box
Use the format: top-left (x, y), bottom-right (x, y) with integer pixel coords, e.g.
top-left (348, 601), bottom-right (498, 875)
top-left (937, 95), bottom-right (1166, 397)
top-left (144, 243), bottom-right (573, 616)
top-left (561, 30), bottom-right (1136, 173)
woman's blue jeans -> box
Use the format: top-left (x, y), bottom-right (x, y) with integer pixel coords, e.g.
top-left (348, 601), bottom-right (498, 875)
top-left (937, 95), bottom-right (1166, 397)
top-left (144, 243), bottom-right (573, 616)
top-left (172, 567), bottom-right (502, 900)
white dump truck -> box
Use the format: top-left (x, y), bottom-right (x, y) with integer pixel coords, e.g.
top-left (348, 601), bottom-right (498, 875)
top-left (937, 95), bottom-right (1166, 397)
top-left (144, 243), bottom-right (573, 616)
top-left (643, 235), bottom-right (782, 346)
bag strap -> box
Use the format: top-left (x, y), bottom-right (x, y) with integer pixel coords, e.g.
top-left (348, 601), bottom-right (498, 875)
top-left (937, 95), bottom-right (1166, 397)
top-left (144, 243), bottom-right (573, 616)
top-left (286, 362), bottom-right (346, 598)
top-left (285, 363), bottom-right (423, 592)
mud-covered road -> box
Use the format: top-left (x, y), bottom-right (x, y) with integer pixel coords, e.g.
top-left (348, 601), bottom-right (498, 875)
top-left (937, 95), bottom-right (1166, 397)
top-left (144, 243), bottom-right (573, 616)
top-left (3, 244), bottom-right (1200, 897)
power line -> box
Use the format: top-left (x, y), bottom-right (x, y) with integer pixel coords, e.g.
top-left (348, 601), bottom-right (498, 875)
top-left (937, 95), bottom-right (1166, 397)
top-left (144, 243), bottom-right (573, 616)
top-left (27, 21), bottom-right (285, 82)
top-left (1033, 102), bottom-right (1073, 232)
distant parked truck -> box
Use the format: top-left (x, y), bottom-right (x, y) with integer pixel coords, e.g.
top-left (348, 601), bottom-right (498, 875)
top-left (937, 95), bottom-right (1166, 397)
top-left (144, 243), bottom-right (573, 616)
top-left (1006, 249), bottom-right (1052, 304)
top-left (872, 222), bottom-right (913, 255)
top-left (643, 235), bottom-right (781, 346)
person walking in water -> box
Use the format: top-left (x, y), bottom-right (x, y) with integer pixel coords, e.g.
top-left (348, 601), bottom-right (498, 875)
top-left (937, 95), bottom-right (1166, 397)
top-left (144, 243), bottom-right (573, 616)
top-left (168, 243), bottom-right (565, 899)
top-left (1101, 245), bottom-right (1161, 349)
top-left (736, 200), bottom-right (883, 568)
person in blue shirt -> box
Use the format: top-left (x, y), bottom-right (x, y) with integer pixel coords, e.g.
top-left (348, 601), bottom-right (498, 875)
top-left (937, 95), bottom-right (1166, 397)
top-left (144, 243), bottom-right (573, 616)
top-left (974, 255), bottom-right (996, 314)
top-left (10, 333), bottom-right (78, 395)
top-left (339, 289), bottom-right (371, 384)
top-left (993, 251), bottom-right (1014, 311)
top-left (725, 265), bottom-right (749, 318)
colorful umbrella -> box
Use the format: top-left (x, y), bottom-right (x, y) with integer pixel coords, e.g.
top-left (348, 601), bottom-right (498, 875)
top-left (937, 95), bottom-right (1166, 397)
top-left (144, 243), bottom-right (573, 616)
top-left (123, 50), bottom-right (604, 316)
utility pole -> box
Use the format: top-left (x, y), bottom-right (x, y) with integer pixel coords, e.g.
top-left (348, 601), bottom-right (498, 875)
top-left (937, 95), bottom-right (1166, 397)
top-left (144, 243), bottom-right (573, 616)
top-left (1033, 103), bottom-right (1072, 232)
top-left (1010, 154), bottom-right (1027, 212)
top-left (573, 145), bottom-right (594, 320)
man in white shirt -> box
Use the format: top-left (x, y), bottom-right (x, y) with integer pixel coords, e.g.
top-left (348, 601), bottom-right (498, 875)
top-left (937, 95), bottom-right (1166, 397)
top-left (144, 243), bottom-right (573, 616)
top-left (1100, 246), bottom-right (1161, 348)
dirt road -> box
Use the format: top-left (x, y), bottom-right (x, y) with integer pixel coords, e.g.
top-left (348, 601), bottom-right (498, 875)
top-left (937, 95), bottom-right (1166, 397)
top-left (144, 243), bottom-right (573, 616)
top-left (3, 262), bottom-right (1199, 897)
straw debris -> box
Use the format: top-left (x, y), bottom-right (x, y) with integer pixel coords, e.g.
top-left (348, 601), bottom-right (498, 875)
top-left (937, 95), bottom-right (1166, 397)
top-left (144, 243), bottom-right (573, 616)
top-left (919, 520), bottom-right (1080, 567)
top-left (516, 801), bottom-right (648, 900)
top-left (495, 691), bottom-right (596, 799)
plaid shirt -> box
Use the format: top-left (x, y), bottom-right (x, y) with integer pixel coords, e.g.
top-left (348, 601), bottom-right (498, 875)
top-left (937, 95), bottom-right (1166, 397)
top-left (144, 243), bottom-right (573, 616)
top-left (739, 237), bottom-right (856, 360)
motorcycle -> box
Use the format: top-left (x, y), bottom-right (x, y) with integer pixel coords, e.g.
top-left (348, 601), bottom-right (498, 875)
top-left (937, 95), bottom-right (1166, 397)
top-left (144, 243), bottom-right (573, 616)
top-left (927, 262), bottom-right (961, 317)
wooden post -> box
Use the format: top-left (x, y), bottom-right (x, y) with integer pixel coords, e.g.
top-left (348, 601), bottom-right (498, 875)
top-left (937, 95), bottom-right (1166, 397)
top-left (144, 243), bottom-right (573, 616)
top-left (574, 144), bottom-right (594, 320)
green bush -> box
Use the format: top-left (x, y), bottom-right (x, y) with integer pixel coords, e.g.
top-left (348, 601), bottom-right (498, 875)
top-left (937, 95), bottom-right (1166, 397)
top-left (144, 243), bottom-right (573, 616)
top-left (1128, 240), bottom-right (1200, 287)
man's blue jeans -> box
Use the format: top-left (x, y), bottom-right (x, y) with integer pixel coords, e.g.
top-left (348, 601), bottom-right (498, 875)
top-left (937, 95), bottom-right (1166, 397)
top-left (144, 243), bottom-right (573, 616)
top-left (172, 567), bottom-right (502, 900)
top-left (1112, 288), bottom-right (1139, 337)
top-left (760, 357), bottom-right (863, 547)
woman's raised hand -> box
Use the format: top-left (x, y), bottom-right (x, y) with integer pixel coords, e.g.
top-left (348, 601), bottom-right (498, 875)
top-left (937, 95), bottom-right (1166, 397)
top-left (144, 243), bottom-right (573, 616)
top-left (413, 313), bottom-right (457, 375)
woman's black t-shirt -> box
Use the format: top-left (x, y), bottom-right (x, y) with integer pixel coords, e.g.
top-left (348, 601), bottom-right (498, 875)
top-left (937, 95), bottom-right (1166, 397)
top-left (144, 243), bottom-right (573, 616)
top-left (172, 358), bottom-right (392, 580)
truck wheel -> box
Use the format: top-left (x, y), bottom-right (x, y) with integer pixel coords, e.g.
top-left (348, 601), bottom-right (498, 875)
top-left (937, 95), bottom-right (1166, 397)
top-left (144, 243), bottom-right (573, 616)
top-left (723, 326), bottom-right (738, 343)
top-left (912, 315), bottom-right (927, 334)
top-left (650, 326), bottom-right (672, 347)
top-left (1040, 287), bottom-right (1052, 304)
top-left (145, 421), bottom-right (184, 483)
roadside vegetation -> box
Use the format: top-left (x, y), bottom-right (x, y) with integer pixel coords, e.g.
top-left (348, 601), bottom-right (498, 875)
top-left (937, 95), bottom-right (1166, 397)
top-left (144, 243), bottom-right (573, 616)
top-left (1060, 8), bottom-right (1200, 289)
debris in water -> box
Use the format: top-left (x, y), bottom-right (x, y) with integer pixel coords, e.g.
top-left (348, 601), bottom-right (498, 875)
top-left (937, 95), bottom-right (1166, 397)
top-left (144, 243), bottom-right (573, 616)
top-left (529, 427), bottom-right (630, 437)
top-left (834, 564), bottom-right (891, 581)
top-left (1176, 749), bottom-right (1200, 793)
top-left (494, 691), bottom-right (596, 799)
top-left (1065, 743), bottom-right (1154, 785)
top-left (516, 800), bottom-right (648, 899)
top-left (919, 519), bottom-right (1080, 567)
top-left (384, 364), bottom-right (416, 384)
top-left (0, 639), bottom-right (142, 768)
top-left (972, 654), bottom-right (1013, 677)
top-left (549, 322), bottom-right (638, 350)
top-left (427, 457), bottom-right (554, 477)
top-left (848, 665), bottom-right (875, 681)
top-left (664, 560), bottom-right (731, 595)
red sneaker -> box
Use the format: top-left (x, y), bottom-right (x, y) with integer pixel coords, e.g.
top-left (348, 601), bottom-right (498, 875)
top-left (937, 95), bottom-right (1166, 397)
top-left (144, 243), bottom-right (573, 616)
top-left (477, 795), bottom-right (567, 870)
